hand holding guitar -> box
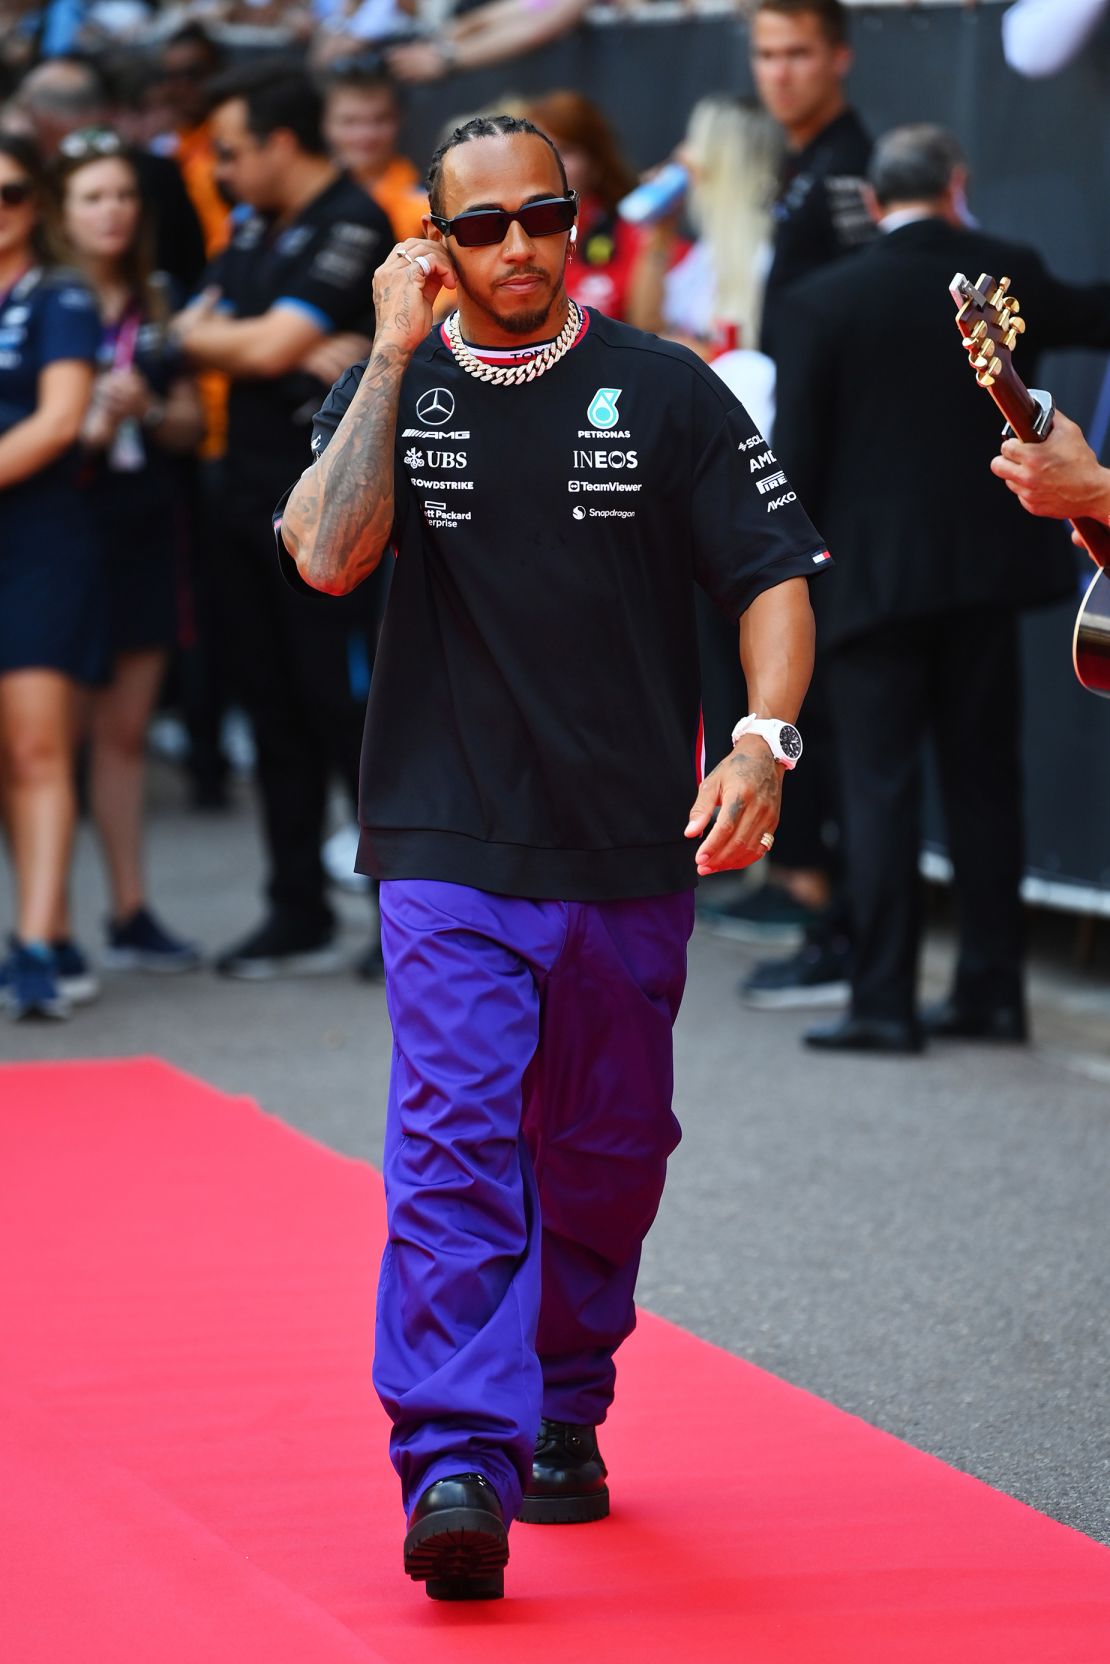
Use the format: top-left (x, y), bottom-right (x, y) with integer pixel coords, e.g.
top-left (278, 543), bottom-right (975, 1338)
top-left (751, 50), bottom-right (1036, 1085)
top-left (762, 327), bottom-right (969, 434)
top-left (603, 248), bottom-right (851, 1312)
top-left (992, 410), bottom-right (1110, 521)
top-left (951, 270), bottom-right (1110, 696)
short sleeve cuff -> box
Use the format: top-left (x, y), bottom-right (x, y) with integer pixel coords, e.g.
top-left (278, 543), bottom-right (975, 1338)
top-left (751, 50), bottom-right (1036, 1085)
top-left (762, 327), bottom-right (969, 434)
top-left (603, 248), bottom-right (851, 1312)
top-left (718, 547), bottom-right (833, 622)
top-left (275, 297), bottom-right (335, 333)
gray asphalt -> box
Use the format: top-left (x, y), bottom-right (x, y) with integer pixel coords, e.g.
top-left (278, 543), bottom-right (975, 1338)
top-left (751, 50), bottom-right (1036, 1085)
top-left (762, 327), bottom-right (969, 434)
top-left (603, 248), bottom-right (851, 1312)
top-left (4, 764), bottom-right (1109, 1544)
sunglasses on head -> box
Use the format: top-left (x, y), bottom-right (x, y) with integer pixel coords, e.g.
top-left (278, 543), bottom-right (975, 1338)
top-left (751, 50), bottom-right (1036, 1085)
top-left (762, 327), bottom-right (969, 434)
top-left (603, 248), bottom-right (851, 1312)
top-left (0, 179), bottom-right (33, 207)
top-left (59, 127), bottom-right (124, 161)
top-left (325, 50), bottom-right (388, 79)
top-left (429, 191), bottom-right (577, 249)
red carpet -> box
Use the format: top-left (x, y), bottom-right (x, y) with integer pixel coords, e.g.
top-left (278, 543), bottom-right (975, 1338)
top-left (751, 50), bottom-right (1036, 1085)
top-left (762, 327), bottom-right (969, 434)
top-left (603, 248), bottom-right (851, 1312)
top-left (2, 1058), bottom-right (1108, 1662)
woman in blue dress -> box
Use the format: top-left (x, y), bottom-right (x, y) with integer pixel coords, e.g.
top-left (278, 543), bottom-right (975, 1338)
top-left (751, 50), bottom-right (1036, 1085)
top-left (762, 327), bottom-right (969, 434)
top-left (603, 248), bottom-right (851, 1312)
top-left (0, 135), bottom-right (100, 1020)
top-left (54, 130), bottom-right (204, 976)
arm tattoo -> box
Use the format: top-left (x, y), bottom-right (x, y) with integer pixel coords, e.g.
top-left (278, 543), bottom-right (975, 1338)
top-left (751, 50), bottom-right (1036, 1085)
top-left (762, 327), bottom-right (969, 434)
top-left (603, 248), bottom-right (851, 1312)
top-left (283, 340), bottom-right (409, 594)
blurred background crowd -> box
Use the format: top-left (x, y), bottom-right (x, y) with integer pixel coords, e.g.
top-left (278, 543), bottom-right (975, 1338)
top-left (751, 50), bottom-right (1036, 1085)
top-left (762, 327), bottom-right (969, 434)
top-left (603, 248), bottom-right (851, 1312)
top-left (0, 0), bottom-right (1108, 1050)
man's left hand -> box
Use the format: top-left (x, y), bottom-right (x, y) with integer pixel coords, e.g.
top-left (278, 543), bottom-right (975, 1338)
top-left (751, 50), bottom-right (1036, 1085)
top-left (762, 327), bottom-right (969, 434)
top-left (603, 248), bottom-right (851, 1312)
top-left (170, 286), bottom-right (222, 347)
top-left (299, 332), bottom-right (374, 386)
top-left (684, 736), bottom-right (783, 875)
top-left (991, 411), bottom-right (1110, 520)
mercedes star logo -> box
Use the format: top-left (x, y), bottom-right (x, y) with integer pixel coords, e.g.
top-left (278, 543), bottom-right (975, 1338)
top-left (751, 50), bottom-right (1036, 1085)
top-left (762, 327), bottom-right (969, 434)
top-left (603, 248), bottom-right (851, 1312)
top-left (415, 387), bottom-right (455, 426)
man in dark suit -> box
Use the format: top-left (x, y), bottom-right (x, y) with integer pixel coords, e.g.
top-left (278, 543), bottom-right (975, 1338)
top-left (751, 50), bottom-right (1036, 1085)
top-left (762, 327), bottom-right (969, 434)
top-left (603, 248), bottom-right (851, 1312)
top-left (773, 124), bottom-right (1110, 1052)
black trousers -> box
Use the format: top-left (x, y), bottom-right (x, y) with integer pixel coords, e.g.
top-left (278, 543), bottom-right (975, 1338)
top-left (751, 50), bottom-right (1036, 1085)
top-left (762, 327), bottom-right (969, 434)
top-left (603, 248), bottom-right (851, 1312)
top-left (221, 491), bottom-right (383, 930)
top-left (828, 609), bottom-right (1026, 1024)
top-left (179, 458), bottom-right (232, 795)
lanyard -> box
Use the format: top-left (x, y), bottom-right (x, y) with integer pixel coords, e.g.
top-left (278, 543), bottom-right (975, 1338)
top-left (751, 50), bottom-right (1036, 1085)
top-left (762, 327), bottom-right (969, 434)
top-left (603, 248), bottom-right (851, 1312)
top-left (107, 302), bottom-right (142, 372)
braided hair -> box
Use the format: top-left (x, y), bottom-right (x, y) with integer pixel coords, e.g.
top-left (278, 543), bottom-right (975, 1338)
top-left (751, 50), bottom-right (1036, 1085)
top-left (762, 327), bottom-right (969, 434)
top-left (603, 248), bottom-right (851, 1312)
top-left (426, 114), bottom-right (569, 217)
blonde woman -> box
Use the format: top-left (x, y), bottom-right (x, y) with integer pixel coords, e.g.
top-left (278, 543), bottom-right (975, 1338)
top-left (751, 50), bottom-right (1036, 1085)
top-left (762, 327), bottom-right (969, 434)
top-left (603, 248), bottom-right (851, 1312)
top-left (628, 97), bottom-right (781, 406)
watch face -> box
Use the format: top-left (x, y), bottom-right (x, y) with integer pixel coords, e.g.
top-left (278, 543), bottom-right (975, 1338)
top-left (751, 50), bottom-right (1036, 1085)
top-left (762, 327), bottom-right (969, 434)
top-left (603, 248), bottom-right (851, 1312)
top-left (780, 724), bottom-right (803, 760)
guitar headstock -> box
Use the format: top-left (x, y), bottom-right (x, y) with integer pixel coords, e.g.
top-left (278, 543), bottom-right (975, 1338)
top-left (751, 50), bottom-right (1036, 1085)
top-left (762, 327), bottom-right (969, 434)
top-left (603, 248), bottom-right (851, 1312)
top-left (950, 271), bottom-right (1027, 391)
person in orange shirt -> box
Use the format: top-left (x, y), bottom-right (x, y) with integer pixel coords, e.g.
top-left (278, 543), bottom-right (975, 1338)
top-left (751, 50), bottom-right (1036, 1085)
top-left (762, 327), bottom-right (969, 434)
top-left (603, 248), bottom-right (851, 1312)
top-left (321, 55), bottom-right (427, 240)
top-left (154, 26), bottom-right (232, 464)
top-left (156, 25), bottom-right (231, 261)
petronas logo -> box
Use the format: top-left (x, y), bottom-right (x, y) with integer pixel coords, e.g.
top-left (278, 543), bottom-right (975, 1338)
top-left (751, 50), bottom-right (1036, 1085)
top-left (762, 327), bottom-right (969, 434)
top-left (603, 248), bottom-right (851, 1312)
top-left (587, 387), bottom-right (622, 429)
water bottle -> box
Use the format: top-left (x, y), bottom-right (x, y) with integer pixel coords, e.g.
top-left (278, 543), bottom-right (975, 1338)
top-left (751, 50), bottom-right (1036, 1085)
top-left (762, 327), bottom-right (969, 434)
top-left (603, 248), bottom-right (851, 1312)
top-left (617, 163), bottom-right (689, 226)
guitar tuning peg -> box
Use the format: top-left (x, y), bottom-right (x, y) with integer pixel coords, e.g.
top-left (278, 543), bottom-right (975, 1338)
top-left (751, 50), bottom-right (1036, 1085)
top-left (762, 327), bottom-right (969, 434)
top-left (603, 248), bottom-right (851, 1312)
top-left (970, 319), bottom-right (989, 343)
top-left (989, 277), bottom-right (1012, 308)
top-left (1008, 314), bottom-right (1026, 335)
top-left (976, 365), bottom-right (998, 389)
top-left (1004, 330), bottom-right (1019, 352)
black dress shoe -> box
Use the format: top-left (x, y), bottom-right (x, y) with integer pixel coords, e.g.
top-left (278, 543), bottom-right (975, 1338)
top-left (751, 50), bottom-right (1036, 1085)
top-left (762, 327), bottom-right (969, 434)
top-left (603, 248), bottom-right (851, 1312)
top-left (403, 1474), bottom-right (508, 1600)
top-left (804, 1015), bottom-right (923, 1054)
top-left (922, 998), bottom-right (1028, 1042)
top-left (518, 1419), bottom-right (609, 1524)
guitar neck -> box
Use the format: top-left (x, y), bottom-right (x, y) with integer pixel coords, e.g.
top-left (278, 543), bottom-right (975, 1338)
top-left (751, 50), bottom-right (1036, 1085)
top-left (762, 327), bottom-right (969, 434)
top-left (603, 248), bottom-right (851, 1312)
top-left (982, 379), bottom-right (1110, 574)
top-left (1072, 515), bottom-right (1110, 571)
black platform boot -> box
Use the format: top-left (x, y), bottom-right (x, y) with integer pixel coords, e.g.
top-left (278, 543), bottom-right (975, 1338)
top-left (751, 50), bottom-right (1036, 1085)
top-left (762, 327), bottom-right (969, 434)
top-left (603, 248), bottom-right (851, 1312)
top-left (403, 1474), bottom-right (509, 1599)
top-left (518, 1419), bottom-right (610, 1524)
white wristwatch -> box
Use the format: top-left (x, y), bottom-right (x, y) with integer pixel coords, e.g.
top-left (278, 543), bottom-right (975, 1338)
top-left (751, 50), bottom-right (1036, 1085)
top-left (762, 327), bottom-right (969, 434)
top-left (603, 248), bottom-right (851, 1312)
top-left (731, 713), bottom-right (803, 770)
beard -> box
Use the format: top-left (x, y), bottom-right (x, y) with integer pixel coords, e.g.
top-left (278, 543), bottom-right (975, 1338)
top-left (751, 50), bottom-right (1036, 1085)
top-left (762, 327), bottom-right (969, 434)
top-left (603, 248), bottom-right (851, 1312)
top-left (455, 265), bottom-right (565, 337)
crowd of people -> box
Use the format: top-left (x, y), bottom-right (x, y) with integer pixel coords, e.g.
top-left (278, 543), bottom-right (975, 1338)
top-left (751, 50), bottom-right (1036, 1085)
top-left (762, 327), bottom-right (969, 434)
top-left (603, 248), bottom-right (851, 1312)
top-left (0, 0), bottom-right (1103, 1030)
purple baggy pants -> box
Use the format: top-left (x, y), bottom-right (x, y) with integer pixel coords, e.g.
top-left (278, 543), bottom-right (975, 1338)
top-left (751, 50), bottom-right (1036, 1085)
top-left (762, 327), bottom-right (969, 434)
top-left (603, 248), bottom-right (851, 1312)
top-left (373, 879), bottom-right (695, 1523)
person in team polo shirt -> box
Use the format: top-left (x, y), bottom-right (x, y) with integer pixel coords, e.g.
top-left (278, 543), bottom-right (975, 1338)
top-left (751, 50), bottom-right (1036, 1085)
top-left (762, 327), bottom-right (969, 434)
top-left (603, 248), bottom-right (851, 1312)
top-left (278, 114), bottom-right (828, 1601)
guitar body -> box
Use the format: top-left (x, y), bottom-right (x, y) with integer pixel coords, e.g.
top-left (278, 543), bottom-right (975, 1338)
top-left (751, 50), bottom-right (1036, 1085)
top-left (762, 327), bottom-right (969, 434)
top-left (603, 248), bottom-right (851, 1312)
top-left (1074, 568), bottom-right (1110, 696)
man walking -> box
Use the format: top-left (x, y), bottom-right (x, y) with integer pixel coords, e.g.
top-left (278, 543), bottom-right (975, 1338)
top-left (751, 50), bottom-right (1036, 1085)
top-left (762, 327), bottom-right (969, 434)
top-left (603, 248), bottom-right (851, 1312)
top-left (280, 115), bottom-right (825, 1598)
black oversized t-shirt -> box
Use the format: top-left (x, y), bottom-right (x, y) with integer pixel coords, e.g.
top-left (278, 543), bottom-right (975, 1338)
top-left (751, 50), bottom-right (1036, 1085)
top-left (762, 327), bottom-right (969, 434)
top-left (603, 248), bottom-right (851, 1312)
top-left (291, 308), bottom-right (829, 901)
top-left (207, 171), bottom-right (390, 491)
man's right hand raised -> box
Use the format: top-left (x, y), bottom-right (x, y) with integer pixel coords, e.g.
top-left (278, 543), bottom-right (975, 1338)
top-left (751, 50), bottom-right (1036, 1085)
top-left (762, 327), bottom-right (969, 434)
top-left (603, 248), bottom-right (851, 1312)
top-left (373, 239), bottom-right (458, 356)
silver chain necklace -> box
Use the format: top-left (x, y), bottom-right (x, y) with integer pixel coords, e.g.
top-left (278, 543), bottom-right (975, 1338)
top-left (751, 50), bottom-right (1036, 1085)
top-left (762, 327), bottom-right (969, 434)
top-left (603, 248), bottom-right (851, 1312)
top-left (445, 300), bottom-right (581, 386)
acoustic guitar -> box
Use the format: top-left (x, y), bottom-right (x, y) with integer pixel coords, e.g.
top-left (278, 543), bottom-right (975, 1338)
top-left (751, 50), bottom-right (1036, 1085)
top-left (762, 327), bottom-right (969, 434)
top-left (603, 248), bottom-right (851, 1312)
top-left (950, 270), bottom-right (1110, 696)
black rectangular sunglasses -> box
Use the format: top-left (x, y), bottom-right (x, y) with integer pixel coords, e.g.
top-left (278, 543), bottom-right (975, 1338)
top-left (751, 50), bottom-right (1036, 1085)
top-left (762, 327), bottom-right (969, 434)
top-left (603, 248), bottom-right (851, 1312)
top-left (429, 191), bottom-right (578, 249)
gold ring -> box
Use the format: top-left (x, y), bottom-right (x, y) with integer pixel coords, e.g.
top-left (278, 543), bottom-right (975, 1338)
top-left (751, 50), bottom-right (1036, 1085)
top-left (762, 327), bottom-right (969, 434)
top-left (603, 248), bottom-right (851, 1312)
top-left (759, 832), bottom-right (774, 850)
